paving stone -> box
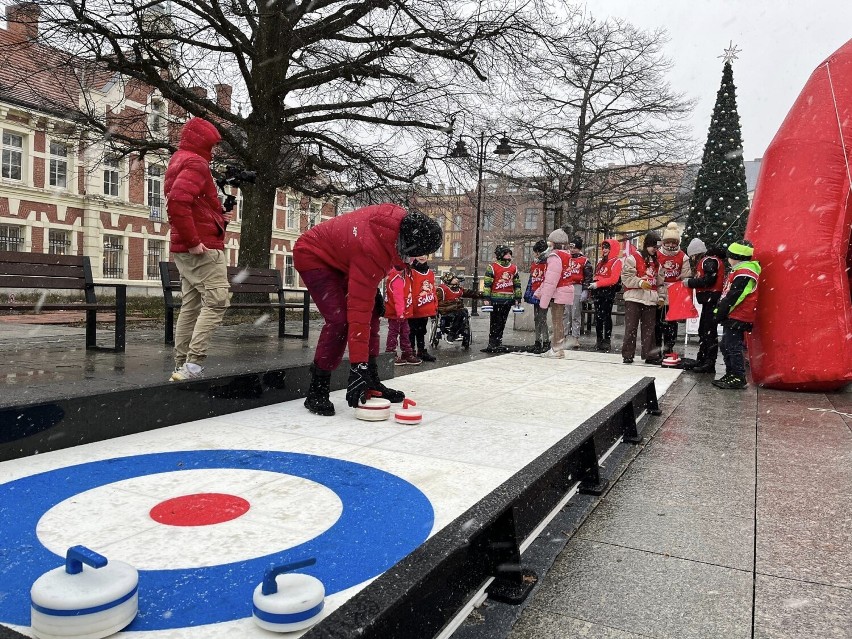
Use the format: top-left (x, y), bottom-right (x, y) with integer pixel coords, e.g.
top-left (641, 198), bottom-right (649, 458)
top-left (754, 574), bottom-right (852, 639)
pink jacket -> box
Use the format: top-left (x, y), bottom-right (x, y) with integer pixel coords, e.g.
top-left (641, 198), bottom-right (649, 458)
top-left (534, 250), bottom-right (575, 309)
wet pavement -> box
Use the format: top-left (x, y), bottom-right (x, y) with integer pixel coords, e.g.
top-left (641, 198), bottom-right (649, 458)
top-left (1, 312), bottom-right (850, 638)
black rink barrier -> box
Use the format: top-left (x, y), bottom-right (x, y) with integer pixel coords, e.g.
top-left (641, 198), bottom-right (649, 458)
top-left (304, 376), bottom-right (663, 639)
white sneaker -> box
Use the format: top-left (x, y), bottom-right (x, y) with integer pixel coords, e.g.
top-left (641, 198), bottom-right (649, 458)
top-left (170, 362), bottom-right (204, 381)
top-left (570, 337), bottom-right (581, 350)
top-left (540, 348), bottom-right (565, 359)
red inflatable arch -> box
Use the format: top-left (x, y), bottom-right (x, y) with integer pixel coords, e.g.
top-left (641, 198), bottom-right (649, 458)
top-left (747, 39), bottom-right (852, 391)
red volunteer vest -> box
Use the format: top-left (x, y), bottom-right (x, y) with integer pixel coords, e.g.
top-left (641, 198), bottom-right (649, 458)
top-left (723, 267), bottom-right (759, 324)
top-left (626, 255), bottom-right (659, 291)
top-left (659, 250), bottom-right (687, 282)
top-left (595, 259), bottom-right (615, 280)
top-left (566, 254), bottom-right (588, 285)
top-left (553, 249), bottom-right (573, 288)
top-left (384, 268), bottom-right (412, 320)
top-left (410, 268), bottom-right (437, 317)
top-left (491, 262), bottom-right (518, 295)
top-left (696, 256), bottom-right (724, 293)
top-left (529, 260), bottom-right (547, 293)
top-left (438, 283), bottom-right (463, 304)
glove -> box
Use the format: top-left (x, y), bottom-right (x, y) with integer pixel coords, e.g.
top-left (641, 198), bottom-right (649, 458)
top-left (581, 290), bottom-right (589, 302)
top-left (374, 290), bottom-right (385, 317)
top-left (639, 280), bottom-right (652, 291)
top-left (346, 363), bottom-right (372, 407)
top-left (657, 298), bottom-right (666, 307)
top-left (588, 282), bottom-right (598, 290)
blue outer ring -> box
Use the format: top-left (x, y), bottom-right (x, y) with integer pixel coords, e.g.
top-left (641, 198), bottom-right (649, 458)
top-left (0, 450), bottom-right (434, 630)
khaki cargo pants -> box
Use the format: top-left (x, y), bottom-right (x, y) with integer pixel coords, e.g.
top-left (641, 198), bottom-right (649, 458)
top-left (173, 250), bottom-right (230, 367)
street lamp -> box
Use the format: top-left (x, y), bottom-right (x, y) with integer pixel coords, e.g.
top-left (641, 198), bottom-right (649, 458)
top-left (448, 132), bottom-right (515, 315)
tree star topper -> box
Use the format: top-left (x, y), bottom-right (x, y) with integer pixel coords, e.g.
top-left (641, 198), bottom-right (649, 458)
top-left (719, 41), bottom-right (741, 65)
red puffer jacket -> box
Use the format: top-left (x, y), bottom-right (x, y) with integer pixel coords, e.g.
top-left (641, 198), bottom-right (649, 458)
top-left (165, 118), bottom-right (225, 252)
top-left (293, 204), bottom-right (407, 363)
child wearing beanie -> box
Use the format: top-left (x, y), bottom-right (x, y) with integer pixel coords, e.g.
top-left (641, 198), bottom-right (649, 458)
top-left (620, 231), bottom-right (663, 364)
top-left (657, 222), bottom-right (692, 357)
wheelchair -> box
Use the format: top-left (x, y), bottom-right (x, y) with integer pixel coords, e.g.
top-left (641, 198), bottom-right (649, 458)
top-left (429, 307), bottom-right (472, 350)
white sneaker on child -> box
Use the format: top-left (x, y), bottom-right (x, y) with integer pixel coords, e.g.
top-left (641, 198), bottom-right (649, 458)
top-left (540, 349), bottom-right (565, 359)
top-left (170, 362), bottom-right (204, 381)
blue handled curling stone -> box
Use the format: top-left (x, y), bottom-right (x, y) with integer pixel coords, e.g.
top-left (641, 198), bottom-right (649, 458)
top-left (30, 546), bottom-right (138, 639)
top-left (512, 304), bottom-right (525, 313)
top-left (252, 558), bottom-right (325, 632)
top-left (480, 305), bottom-right (493, 312)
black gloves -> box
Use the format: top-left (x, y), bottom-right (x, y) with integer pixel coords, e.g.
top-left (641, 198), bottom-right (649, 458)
top-left (346, 363), bottom-right (371, 407)
top-left (374, 290), bottom-right (385, 317)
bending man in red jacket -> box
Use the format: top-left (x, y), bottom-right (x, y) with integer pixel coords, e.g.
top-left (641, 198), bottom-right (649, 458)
top-left (294, 204), bottom-right (443, 416)
top-left (164, 117), bottom-right (230, 382)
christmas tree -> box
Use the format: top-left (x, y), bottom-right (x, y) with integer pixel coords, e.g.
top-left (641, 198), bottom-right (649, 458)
top-left (683, 44), bottom-right (750, 250)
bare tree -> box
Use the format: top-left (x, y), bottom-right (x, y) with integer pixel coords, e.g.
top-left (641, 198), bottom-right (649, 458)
top-left (3, 0), bottom-right (564, 267)
top-left (504, 16), bottom-right (696, 233)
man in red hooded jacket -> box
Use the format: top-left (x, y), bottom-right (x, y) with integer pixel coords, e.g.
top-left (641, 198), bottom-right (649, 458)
top-left (294, 204), bottom-right (443, 416)
top-left (164, 117), bottom-right (230, 381)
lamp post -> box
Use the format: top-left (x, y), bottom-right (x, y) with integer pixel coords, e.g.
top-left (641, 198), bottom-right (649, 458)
top-left (448, 132), bottom-right (514, 315)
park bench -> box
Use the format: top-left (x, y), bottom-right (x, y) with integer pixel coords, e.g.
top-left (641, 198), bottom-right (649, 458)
top-left (0, 251), bottom-right (126, 352)
top-left (159, 261), bottom-right (310, 345)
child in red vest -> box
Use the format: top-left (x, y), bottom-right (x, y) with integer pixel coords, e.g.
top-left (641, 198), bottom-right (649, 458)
top-left (481, 245), bottom-right (522, 353)
top-left (587, 239), bottom-right (623, 352)
top-left (712, 240), bottom-right (761, 389)
top-left (657, 222), bottom-right (692, 356)
top-left (683, 238), bottom-right (726, 374)
top-left (408, 255), bottom-right (438, 361)
top-left (384, 264), bottom-right (422, 366)
top-left (523, 239), bottom-right (550, 353)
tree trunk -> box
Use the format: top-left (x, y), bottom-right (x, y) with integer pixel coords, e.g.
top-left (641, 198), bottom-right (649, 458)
top-left (236, 177), bottom-right (277, 269)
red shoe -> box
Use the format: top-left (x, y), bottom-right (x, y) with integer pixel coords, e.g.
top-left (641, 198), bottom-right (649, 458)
top-left (403, 353), bottom-right (422, 365)
top-left (393, 355), bottom-right (407, 366)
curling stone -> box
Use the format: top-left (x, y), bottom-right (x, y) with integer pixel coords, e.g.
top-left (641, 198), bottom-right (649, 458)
top-left (394, 399), bottom-right (422, 425)
top-left (253, 559), bottom-right (325, 633)
top-left (661, 352), bottom-right (682, 368)
top-left (354, 390), bottom-right (391, 421)
top-left (512, 305), bottom-right (525, 313)
top-left (480, 305), bottom-right (493, 312)
top-left (31, 546), bottom-right (138, 639)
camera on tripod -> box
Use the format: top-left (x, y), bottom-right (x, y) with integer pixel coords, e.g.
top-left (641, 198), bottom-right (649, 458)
top-left (214, 165), bottom-right (256, 213)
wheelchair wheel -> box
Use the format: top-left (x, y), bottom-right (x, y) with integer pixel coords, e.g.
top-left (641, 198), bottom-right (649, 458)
top-left (429, 315), bottom-right (440, 348)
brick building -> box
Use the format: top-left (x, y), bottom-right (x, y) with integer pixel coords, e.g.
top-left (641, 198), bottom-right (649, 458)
top-left (0, 3), bottom-right (332, 294)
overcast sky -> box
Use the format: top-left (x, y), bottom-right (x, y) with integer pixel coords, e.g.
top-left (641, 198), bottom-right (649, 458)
top-left (591, 0), bottom-right (852, 161)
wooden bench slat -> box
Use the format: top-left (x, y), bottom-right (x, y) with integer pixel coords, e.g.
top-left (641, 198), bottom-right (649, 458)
top-left (0, 303), bottom-right (113, 311)
top-left (0, 263), bottom-right (87, 278)
top-left (0, 251), bottom-right (85, 266)
top-left (0, 275), bottom-right (87, 289)
top-left (229, 284), bottom-right (280, 294)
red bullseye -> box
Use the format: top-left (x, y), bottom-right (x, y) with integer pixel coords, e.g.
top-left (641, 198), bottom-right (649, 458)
top-left (150, 493), bottom-right (250, 526)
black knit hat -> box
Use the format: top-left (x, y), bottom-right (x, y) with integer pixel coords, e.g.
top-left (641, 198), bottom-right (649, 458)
top-left (533, 239), bottom-right (548, 253)
top-left (397, 210), bottom-right (443, 259)
top-left (570, 236), bottom-right (583, 249)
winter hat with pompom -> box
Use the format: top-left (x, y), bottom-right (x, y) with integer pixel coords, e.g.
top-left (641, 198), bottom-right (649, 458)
top-left (662, 222), bottom-right (681, 243)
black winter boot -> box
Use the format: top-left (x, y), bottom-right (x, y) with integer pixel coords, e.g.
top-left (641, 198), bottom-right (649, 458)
top-left (367, 359), bottom-right (405, 403)
top-left (418, 349), bottom-right (437, 362)
top-left (542, 340), bottom-right (551, 352)
top-left (531, 340), bottom-right (543, 354)
top-left (601, 339), bottom-right (611, 352)
top-left (304, 364), bottom-right (335, 416)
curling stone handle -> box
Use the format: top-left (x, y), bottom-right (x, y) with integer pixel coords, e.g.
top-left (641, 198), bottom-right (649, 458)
top-left (366, 390), bottom-right (383, 400)
top-left (402, 399), bottom-right (417, 410)
top-left (262, 558), bottom-right (317, 595)
top-left (65, 545), bottom-right (108, 575)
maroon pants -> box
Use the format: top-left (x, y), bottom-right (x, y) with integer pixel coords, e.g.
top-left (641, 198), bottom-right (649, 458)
top-left (386, 318), bottom-right (414, 354)
top-left (300, 268), bottom-right (380, 372)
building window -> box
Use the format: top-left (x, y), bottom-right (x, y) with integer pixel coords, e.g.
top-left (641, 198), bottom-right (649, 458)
top-left (149, 99), bottom-right (165, 135)
top-left (0, 224), bottom-right (23, 251)
top-left (503, 208), bottom-right (515, 231)
top-left (482, 209), bottom-right (494, 231)
top-left (309, 203), bottom-right (322, 228)
top-left (284, 254), bottom-right (296, 287)
top-left (453, 214), bottom-right (462, 231)
top-left (506, 183), bottom-right (519, 193)
top-left (147, 240), bottom-right (164, 280)
top-left (49, 142), bottom-right (68, 188)
top-left (452, 241), bottom-right (461, 258)
top-left (522, 241), bottom-right (535, 265)
top-left (524, 207), bottom-right (538, 230)
top-left (2, 131), bottom-right (23, 181)
top-left (102, 235), bottom-right (123, 279)
top-left (103, 157), bottom-right (120, 197)
top-left (286, 198), bottom-right (299, 230)
top-left (48, 229), bottom-right (70, 255)
top-left (147, 165), bottom-right (163, 216)
top-left (479, 241), bottom-right (493, 264)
